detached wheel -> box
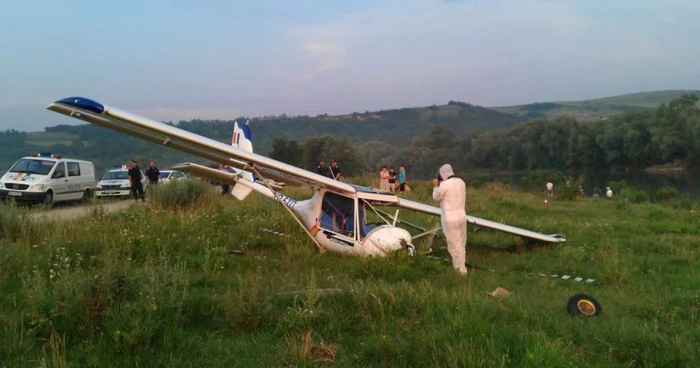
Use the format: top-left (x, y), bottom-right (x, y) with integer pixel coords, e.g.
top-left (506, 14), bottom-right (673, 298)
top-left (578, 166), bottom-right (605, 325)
top-left (43, 191), bottom-right (54, 207)
top-left (567, 294), bottom-right (601, 317)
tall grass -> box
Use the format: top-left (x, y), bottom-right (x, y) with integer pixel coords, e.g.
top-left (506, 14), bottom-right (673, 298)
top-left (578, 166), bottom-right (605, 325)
top-left (0, 180), bottom-right (698, 366)
top-left (146, 179), bottom-right (213, 210)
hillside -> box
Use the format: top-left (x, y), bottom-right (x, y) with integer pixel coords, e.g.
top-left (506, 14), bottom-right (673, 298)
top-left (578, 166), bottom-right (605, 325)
top-left (1, 102), bottom-right (525, 173)
top-left (492, 89), bottom-right (700, 121)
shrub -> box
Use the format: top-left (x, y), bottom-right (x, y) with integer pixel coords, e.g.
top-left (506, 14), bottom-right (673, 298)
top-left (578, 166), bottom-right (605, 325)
top-left (147, 179), bottom-right (212, 210)
top-left (557, 175), bottom-right (585, 201)
top-left (609, 179), bottom-right (649, 204)
top-left (656, 186), bottom-right (679, 202)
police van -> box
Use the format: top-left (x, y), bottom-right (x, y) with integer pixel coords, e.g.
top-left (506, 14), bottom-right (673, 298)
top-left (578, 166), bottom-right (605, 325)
top-left (0, 153), bottom-right (96, 205)
top-left (96, 165), bottom-right (147, 198)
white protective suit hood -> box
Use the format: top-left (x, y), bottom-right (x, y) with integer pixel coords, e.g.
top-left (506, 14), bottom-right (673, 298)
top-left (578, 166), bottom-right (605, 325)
top-left (439, 164), bottom-right (455, 180)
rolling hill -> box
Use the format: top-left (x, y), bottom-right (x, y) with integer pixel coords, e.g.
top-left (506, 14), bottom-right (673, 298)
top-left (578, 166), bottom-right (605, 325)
top-left (491, 89), bottom-right (700, 121)
top-left (4, 89), bottom-right (697, 175)
top-left (1, 101), bottom-right (526, 173)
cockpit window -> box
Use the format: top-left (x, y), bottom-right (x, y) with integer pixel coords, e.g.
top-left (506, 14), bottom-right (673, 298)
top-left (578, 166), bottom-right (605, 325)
top-left (359, 200), bottom-right (389, 238)
top-left (320, 192), bottom-right (355, 238)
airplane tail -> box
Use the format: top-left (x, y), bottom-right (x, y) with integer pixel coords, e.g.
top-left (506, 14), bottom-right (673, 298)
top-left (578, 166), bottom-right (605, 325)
top-left (231, 120), bottom-right (253, 152)
top-left (229, 121), bottom-right (256, 200)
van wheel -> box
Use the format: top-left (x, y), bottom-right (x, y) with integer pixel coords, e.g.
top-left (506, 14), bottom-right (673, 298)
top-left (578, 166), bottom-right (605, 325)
top-left (81, 189), bottom-right (91, 204)
top-left (43, 191), bottom-right (54, 207)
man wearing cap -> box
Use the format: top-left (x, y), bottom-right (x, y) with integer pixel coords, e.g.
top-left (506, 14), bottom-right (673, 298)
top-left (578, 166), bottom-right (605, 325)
top-left (329, 160), bottom-right (342, 180)
top-left (432, 163), bottom-right (468, 275)
top-left (128, 160), bottom-right (145, 201)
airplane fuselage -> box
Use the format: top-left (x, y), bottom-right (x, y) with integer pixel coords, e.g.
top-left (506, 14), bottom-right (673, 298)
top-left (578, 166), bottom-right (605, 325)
top-left (272, 188), bottom-right (413, 256)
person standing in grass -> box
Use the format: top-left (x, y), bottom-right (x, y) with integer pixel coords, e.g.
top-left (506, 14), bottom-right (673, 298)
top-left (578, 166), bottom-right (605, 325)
top-left (128, 159), bottom-right (145, 201)
top-left (219, 164), bottom-right (230, 195)
top-left (145, 160), bottom-right (161, 186)
top-left (329, 159), bottom-right (342, 180)
top-left (379, 166), bottom-right (390, 191)
top-left (546, 181), bottom-right (554, 197)
top-left (388, 167), bottom-right (397, 193)
top-left (432, 163), bottom-right (468, 275)
top-left (398, 166), bottom-right (407, 192)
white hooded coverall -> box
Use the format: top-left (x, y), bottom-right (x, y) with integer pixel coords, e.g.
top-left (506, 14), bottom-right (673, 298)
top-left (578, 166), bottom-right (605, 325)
top-left (432, 164), bottom-right (468, 274)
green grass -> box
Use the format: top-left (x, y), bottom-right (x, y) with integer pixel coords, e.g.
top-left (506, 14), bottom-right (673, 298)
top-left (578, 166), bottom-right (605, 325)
top-left (0, 181), bottom-right (698, 366)
top-left (25, 132), bottom-right (79, 148)
top-left (492, 89), bottom-right (700, 121)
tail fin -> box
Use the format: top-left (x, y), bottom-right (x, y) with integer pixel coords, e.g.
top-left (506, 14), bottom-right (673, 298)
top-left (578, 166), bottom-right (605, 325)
top-left (231, 120), bottom-right (253, 152)
top-left (229, 120), bottom-right (256, 199)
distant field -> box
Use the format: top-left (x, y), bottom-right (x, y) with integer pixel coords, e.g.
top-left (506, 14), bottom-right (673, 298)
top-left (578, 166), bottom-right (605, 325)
top-left (25, 131), bottom-right (78, 148)
top-left (492, 89), bottom-right (700, 121)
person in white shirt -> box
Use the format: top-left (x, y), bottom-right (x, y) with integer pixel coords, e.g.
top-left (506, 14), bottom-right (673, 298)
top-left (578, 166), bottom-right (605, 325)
top-left (606, 187), bottom-right (613, 199)
top-left (546, 182), bottom-right (554, 197)
top-left (432, 164), bottom-right (468, 275)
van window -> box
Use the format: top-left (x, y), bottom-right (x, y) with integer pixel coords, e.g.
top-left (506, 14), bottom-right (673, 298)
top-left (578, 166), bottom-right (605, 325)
top-left (67, 162), bottom-right (81, 177)
top-left (9, 159), bottom-right (55, 175)
top-left (52, 163), bottom-right (66, 179)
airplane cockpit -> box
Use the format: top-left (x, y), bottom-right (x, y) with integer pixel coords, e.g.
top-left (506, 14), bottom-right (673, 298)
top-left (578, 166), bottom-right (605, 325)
top-left (318, 185), bottom-right (399, 242)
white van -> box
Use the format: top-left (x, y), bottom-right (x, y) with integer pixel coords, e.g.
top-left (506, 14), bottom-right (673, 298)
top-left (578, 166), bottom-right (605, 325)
top-left (0, 153), bottom-right (96, 205)
top-left (96, 166), bottom-right (147, 198)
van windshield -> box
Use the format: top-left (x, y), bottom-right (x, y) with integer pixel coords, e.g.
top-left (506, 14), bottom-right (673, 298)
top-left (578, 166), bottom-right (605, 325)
top-left (102, 171), bottom-right (129, 180)
top-left (9, 159), bottom-right (56, 175)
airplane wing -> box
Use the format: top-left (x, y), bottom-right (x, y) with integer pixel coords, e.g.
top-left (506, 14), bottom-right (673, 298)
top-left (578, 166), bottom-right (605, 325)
top-left (46, 97), bottom-right (354, 194)
top-left (397, 197), bottom-right (566, 243)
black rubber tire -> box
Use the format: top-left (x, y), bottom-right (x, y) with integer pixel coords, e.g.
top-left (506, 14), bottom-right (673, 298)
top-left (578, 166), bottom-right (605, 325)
top-left (567, 294), bottom-right (602, 317)
top-left (43, 191), bottom-right (54, 207)
top-left (81, 189), bottom-right (91, 204)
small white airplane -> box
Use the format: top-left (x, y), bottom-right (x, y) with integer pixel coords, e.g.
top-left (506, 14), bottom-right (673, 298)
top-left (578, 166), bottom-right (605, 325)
top-left (47, 97), bottom-right (566, 257)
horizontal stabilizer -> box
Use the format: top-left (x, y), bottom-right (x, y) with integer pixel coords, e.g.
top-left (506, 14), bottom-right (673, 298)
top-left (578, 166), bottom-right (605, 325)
top-left (231, 183), bottom-right (253, 200)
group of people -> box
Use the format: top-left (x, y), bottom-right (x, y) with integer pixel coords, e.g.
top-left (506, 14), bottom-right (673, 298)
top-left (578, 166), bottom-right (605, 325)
top-left (316, 159), bottom-right (342, 180)
top-left (378, 166), bottom-right (408, 193)
top-left (546, 181), bottom-right (613, 199)
top-left (127, 159), bottom-right (162, 201)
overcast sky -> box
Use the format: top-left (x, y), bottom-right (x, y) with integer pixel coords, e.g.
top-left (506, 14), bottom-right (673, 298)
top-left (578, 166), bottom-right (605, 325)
top-left (1, 0), bottom-right (698, 131)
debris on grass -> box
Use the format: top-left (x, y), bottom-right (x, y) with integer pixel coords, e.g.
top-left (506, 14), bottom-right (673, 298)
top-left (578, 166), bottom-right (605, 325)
top-left (310, 342), bottom-right (338, 363)
top-left (487, 287), bottom-right (512, 298)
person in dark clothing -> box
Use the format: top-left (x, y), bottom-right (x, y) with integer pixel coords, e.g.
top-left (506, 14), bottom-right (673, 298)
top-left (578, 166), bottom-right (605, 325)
top-left (128, 160), bottom-right (145, 201)
top-left (219, 164), bottom-right (230, 195)
top-left (388, 167), bottom-right (397, 193)
top-left (316, 160), bottom-right (329, 177)
top-left (329, 160), bottom-right (341, 180)
top-left (145, 160), bottom-right (161, 186)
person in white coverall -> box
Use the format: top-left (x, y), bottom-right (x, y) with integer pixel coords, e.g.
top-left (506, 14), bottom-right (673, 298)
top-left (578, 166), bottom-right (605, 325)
top-left (432, 164), bottom-right (468, 275)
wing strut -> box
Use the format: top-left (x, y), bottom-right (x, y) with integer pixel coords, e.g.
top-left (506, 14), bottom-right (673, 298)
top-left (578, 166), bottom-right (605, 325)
top-left (248, 165), bottom-right (325, 252)
top-left (375, 207), bottom-right (427, 232)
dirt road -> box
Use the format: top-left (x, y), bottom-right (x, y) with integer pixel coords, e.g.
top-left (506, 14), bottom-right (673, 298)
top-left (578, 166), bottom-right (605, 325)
top-left (29, 200), bottom-right (137, 222)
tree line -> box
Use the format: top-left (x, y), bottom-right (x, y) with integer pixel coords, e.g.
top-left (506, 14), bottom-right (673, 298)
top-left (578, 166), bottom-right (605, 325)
top-left (268, 94), bottom-right (700, 178)
top-left (1, 94), bottom-right (697, 179)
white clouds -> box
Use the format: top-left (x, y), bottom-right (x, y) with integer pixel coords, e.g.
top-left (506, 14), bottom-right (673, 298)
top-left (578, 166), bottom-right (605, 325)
top-left (292, 41), bottom-right (347, 81)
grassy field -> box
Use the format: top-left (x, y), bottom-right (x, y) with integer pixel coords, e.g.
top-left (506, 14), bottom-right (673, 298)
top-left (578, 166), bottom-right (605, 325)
top-left (492, 89), bottom-right (700, 121)
top-left (0, 179), bottom-right (698, 366)
top-left (25, 132), bottom-right (80, 148)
